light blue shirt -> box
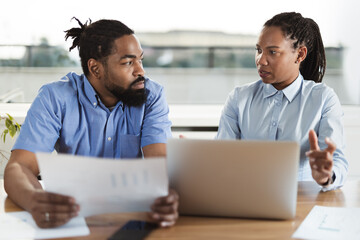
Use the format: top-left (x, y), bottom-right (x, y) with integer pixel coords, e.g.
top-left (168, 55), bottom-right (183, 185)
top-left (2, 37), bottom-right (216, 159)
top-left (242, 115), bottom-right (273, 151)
top-left (13, 72), bottom-right (172, 158)
top-left (216, 74), bottom-right (347, 189)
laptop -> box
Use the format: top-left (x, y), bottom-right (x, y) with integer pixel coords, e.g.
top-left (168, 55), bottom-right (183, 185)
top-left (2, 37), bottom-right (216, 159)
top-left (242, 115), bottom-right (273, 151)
top-left (166, 138), bottom-right (300, 220)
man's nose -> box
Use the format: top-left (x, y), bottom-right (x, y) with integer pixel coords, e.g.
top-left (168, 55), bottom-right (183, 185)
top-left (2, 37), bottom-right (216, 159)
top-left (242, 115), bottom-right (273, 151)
top-left (134, 61), bottom-right (145, 77)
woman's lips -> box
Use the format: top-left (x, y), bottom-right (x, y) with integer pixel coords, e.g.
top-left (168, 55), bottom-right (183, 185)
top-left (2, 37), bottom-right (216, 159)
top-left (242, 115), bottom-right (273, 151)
top-left (258, 70), bottom-right (270, 78)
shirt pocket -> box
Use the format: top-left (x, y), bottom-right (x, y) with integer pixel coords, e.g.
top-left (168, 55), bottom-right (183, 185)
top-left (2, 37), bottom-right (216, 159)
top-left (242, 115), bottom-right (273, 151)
top-left (119, 134), bottom-right (142, 158)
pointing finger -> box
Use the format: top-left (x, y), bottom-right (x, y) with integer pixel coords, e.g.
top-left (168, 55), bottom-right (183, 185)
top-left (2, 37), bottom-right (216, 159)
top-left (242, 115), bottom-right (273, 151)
top-left (308, 129), bottom-right (320, 151)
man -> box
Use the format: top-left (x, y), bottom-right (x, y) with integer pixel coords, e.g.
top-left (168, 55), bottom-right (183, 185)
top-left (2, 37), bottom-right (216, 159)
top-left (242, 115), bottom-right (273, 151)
top-left (4, 18), bottom-right (179, 228)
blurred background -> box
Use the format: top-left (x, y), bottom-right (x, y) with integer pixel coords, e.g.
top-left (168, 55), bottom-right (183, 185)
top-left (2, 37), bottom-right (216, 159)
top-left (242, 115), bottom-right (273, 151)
top-left (1, 0), bottom-right (360, 177)
top-left (0, 0), bottom-right (359, 104)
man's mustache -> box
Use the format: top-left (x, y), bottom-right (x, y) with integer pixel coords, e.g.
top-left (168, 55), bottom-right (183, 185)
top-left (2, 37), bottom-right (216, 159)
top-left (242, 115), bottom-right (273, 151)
top-left (130, 76), bottom-right (145, 87)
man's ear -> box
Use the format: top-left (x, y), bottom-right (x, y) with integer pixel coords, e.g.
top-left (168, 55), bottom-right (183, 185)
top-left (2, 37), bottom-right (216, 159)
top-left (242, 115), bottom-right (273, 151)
top-left (88, 58), bottom-right (102, 78)
top-left (296, 46), bottom-right (308, 64)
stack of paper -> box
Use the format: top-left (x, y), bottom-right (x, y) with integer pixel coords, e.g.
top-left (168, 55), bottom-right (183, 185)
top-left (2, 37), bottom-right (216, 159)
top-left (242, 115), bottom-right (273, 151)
top-left (36, 152), bottom-right (169, 217)
top-left (293, 205), bottom-right (360, 239)
top-left (0, 211), bottom-right (89, 239)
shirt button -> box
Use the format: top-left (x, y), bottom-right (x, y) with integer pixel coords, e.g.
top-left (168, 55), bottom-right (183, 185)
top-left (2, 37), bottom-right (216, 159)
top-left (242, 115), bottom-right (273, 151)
top-left (107, 137), bottom-right (112, 141)
top-left (276, 102), bottom-right (281, 106)
top-left (272, 121), bottom-right (277, 126)
top-left (93, 102), bottom-right (97, 106)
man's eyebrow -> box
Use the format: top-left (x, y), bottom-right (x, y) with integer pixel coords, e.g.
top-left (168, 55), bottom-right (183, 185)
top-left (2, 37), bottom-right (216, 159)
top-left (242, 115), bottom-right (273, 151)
top-left (120, 54), bottom-right (136, 60)
top-left (120, 52), bottom-right (144, 60)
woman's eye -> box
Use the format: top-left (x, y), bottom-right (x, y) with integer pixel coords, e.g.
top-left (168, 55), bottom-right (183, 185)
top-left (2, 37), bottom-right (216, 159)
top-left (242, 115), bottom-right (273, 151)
top-left (255, 48), bottom-right (262, 54)
top-left (270, 50), bottom-right (277, 54)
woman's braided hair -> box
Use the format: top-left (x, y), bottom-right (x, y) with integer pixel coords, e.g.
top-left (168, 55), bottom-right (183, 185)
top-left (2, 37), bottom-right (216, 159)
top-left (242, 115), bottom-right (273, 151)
top-left (264, 12), bottom-right (326, 83)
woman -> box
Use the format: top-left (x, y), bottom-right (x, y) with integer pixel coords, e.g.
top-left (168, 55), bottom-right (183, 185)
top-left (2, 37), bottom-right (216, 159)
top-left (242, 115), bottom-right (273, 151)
top-left (216, 12), bottom-right (347, 190)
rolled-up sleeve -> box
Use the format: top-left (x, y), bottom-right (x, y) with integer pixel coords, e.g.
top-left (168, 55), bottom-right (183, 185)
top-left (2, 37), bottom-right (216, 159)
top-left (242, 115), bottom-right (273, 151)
top-left (141, 86), bottom-right (172, 148)
top-left (12, 85), bottom-right (61, 153)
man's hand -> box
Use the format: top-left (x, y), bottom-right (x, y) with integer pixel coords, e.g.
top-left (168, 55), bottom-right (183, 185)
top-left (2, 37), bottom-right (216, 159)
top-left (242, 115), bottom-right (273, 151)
top-left (28, 189), bottom-right (79, 228)
top-left (306, 129), bottom-right (336, 186)
top-left (148, 188), bottom-right (179, 227)
top-left (4, 149), bottom-right (80, 228)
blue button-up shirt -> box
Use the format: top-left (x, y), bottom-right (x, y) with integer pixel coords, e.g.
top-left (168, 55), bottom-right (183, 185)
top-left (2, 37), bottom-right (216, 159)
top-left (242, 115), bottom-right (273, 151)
top-left (216, 74), bottom-right (347, 190)
top-left (13, 72), bottom-right (172, 158)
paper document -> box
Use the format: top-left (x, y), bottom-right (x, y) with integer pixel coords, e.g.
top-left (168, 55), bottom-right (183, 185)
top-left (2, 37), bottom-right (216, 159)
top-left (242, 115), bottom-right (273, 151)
top-left (36, 152), bottom-right (168, 217)
top-left (0, 211), bottom-right (89, 239)
top-left (292, 205), bottom-right (360, 239)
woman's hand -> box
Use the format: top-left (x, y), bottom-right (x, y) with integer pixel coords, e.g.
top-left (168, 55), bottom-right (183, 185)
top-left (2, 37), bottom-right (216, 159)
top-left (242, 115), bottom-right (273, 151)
top-left (306, 129), bottom-right (336, 186)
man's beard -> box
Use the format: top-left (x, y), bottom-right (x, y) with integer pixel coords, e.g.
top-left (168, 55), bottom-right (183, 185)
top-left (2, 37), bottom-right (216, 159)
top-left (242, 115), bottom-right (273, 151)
top-left (107, 76), bottom-right (147, 107)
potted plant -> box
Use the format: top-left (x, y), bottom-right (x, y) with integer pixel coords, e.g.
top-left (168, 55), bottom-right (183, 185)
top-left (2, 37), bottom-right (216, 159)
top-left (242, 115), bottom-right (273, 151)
top-left (0, 113), bottom-right (21, 165)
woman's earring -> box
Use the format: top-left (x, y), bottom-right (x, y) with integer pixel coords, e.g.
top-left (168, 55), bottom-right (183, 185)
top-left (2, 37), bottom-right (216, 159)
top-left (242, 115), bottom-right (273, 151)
top-left (295, 60), bottom-right (299, 64)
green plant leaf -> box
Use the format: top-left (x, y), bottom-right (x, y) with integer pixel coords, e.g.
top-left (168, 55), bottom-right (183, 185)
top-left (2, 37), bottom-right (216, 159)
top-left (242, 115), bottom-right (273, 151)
top-left (6, 113), bottom-right (14, 121)
top-left (9, 124), bottom-right (16, 137)
top-left (5, 118), bottom-right (12, 129)
top-left (1, 114), bottom-right (21, 142)
top-left (2, 129), bottom-right (8, 143)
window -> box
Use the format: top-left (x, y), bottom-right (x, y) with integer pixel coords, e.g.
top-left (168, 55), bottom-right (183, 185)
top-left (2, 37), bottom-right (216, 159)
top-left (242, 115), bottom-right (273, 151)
top-left (0, 0), bottom-right (358, 104)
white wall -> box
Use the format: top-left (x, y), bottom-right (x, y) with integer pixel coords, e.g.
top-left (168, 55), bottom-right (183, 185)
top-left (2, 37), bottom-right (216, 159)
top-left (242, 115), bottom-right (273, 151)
top-left (1, 104), bottom-right (359, 179)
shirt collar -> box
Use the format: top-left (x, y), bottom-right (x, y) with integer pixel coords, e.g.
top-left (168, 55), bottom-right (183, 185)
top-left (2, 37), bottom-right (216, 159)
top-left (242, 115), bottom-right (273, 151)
top-left (263, 73), bottom-right (303, 102)
top-left (263, 82), bottom-right (278, 99)
top-left (83, 75), bottom-right (100, 108)
top-left (282, 73), bottom-right (302, 103)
